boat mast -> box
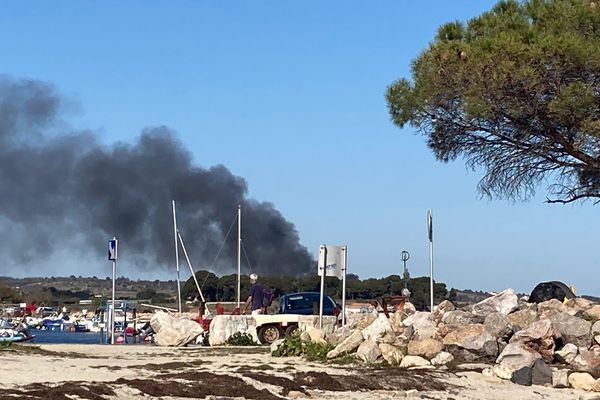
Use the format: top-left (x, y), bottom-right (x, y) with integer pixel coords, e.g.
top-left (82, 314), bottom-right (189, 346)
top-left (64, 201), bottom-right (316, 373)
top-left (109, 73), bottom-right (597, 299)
top-left (172, 200), bottom-right (182, 314)
top-left (237, 205), bottom-right (242, 308)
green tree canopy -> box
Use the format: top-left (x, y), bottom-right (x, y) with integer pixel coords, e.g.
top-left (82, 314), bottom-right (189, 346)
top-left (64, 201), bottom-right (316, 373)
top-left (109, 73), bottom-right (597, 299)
top-left (386, 0), bottom-right (600, 204)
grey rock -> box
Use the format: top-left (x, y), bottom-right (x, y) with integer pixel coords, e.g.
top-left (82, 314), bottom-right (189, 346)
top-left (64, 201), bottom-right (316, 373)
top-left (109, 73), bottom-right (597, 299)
top-left (402, 312), bottom-right (438, 340)
top-left (208, 315), bottom-right (257, 346)
top-left (443, 324), bottom-right (498, 361)
top-left (151, 311), bottom-right (205, 347)
top-left (531, 359), bottom-right (552, 386)
top-left (399, 355), bottom-right (430, 368)
top-left (378, 343), bottom-right (403, 365)
top-left (362, 314), bottom-right (393, 342)
top-left (511, 367), bottom-right (532, 386)
top-left (572, 349), bottom-right (600, 373)
top-left (430, 351), bottom-right (454, 366)
top-left (484, 312), bottom-right (512, 339)
top-left (496, 342), bottom-right (542, 370)
top-left (555, 343), bottom-right (578, 364)
top-left (356, 340), bottom-right (382, 363)
top-left (472, 289), bottom-right (519, 316)
top-left (537, 299), bottom-right (573, 315)
top-left (507, 309), bottom-right (538, 333)
top-left (552, 369), bottom-right (569, 388)
top-left (583, 305), bottom-right (600, 321)
top-left (326, 326), bottom-right (354, 347)
top-left (549, 312), bottom-right (592, 348)
top-left (510, 319), bottom-right (555, 362)
top-left (592, 321), bottom-right (600, 336)
top-left (327, 329), bottom-right (364, 359)
top-left (442, 310), bottom-right (477, 326)
top-left (436, 300), bottom-right (455, 314)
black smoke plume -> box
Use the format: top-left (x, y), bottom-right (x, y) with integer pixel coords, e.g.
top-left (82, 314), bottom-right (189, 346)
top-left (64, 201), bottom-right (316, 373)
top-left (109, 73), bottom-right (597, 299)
top-left (0, 76), bottom-right (313, 276)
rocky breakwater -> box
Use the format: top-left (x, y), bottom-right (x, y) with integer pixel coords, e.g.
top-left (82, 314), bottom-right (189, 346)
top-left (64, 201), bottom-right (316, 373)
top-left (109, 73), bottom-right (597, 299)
top-left (272, 289), bottom-right (600, 394)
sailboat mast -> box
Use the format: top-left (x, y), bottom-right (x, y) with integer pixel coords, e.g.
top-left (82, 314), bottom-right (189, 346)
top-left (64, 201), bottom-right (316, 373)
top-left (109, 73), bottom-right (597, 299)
top-left (237, 205), bottom-right (242, 308)
top-left (172, 200), bottom-right (182, 314)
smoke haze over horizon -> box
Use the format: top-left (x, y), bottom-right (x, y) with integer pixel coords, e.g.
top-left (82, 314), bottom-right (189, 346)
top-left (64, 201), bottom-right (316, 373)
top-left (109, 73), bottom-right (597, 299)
top-left (0, 75), bottom-right (314, 278)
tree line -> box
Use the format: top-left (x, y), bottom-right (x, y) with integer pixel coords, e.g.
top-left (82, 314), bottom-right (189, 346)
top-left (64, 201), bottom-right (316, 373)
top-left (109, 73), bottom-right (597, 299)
top-left (181, 271), bottom-right (450, 311)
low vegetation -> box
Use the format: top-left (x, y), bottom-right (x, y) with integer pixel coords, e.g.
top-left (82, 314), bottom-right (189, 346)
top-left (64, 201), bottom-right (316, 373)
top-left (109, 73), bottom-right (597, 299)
top-left (271, 333), bottom-right (334, 361)
top-left (226, 332), bottom-right (258, 346)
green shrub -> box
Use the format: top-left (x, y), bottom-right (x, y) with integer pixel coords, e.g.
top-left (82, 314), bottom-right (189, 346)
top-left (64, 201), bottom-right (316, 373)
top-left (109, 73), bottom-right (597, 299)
top-left (226, 332), bottom-right (257, 346)
top-left (271, 332), bottom-right (334, 362)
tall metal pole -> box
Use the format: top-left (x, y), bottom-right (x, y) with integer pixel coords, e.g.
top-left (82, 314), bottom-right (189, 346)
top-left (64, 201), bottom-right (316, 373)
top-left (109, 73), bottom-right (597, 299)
top-left (172, 200), bottom-right (182, 314)
top-left (237, 205), bottom-right (242, 308)
top-left (341, 246), bottom-right (347, 326)
top-left (318, 245), bottom-right (326, 329)
top-left (428, 210), bottom-right (434, 313)
top-left (111, 237), bottom-right (116, 345)
top-left (178, 231), bottom-right (209, 314)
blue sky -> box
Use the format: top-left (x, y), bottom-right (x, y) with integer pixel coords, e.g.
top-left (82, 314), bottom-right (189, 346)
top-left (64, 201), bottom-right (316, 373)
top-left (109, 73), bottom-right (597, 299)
top-left (2, 1), bottom-right (598, 295)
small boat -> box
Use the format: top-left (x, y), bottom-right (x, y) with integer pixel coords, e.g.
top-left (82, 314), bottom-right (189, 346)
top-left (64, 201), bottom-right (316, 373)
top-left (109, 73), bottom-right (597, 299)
top-left (0, 328), bottom-right (35, 343)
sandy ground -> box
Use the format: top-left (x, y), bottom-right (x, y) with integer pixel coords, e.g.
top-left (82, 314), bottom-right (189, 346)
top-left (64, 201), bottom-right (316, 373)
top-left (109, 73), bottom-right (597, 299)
top-left (0, 344), bottom-right (591, 399)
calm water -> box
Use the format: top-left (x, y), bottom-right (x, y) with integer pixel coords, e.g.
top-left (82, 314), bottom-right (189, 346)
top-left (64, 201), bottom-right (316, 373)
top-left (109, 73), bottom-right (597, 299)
top-left (30, 329), bottom-right (103, 344)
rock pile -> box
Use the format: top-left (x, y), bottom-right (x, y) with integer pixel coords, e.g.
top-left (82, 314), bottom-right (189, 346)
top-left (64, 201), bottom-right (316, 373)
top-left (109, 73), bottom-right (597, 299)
top-left (276, 289), bottom-right (600, 392)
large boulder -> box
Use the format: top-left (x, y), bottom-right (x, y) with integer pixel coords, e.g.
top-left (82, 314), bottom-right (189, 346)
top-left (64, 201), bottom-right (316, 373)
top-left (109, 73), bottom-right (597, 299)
top-left (407, 338), bottom-right (444, 360)
top-left (151, 311), bottom-right (205, 347)
top-left (531, 359), bottom-right (553, 386)
top-left (305, 328), bottom-right (326, 344)
top-left (442, 310), bottom-right (478, 326)
top-left (327, 329), bottom-right (364, 359)
top-left (507, 309), bottom-right (539, 333)
top-left (572, 349), bottom-right (600, 374)
top-left (389, 310), bottom-right (405, 332)
top-left (431, 351), bottom-right (454, 366)
top-left (552, 369), bottom-right (569, 388)
top-left (326, 325), bottom-right (354, 347)
top-left (362, 314), bottom-right (394, 342)
top-left (399, 355), bottom-right (430, 368)
top-left (208, 315), bottom-right (257, 346)
top-left (297, 315), bottom-right (338, 334)
top-left (593, 321), bottom-right (600, 336)
top-left (567, 297), bottom-right (596, 312)
top-left (378, 343), bottom-right (404, 365)
top-left (356, 340), bottom-right (382, 363)
top-left (484, 312), bottom-right (512, 339)
top-left (433, 300), bottom-right (455, 322)
top-left (403, 302), bottom-right (417, 315)
top-left (496, 342), bottom-right (542, 371)
top-left (510, 319), bottom-right (556, 362)
top-left (443, 324), bottom-right (498, 361)
top-left (402, 312), bottom-right (438, 340)
top-left (472, 289), bottom-right (518, 316)
top-left (569, 372), bottom-right (597, 391)
top-left (511, 367), bottom-right (532, 386)
top-left (345, 312), bottom-right (378, 331)
top-left (537, 299), bottom-right (575, 316)
top-left (584, 306), bottom-right (600, 322)
top-left (485, 364), bottom-right (514, 380)
top-left (549, 312), bottom-right (592, 348)
top-left (436, 300), bottom-right (455, 314)
top-left (555, 343), bottom-right (579, 364)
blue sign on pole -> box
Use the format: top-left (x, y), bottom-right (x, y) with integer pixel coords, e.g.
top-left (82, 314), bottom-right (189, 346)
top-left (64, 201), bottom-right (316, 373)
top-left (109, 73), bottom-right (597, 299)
top-left (108, 238), bottom-right (118, 261)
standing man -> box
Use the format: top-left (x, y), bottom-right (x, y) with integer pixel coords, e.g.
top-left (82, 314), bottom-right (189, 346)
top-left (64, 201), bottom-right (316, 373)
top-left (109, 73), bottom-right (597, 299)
top-left (242, 273), bottom-right (266, 315)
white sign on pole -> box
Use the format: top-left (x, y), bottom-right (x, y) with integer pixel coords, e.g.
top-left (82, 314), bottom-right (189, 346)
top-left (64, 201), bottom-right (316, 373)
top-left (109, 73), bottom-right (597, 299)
top-left (317, 245), bottom-right (345, 279)
top-left (108, 239), bottom-right (118, 261)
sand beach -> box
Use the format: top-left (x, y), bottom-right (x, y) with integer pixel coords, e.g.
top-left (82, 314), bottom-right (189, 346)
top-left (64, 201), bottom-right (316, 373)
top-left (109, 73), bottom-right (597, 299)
top-left (0, 344), bottom-right (590, 399)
